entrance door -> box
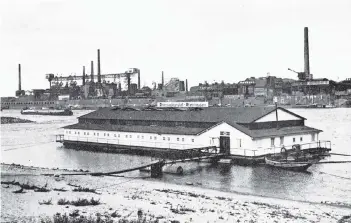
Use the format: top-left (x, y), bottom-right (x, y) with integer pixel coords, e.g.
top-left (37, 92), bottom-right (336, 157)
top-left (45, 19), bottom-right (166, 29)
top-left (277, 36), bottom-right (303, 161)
top-left (219, 136), bottom-right (230, 155)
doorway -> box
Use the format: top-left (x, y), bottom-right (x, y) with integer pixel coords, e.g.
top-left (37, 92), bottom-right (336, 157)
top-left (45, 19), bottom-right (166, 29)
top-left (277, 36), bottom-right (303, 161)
top-left (219, 136), bottom-right (230, 155)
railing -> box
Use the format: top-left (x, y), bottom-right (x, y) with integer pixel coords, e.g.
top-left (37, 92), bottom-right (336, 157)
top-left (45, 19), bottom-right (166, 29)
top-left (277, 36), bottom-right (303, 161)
top-left (262, 140), bottom-right (332, 155)
top-left (229, 141), bottom-right (331, 157)
top-left (230, 148), bottom-right (259, 157)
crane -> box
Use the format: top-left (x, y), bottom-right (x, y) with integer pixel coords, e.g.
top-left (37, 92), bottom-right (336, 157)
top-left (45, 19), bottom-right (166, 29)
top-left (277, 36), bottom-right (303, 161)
top-left (287, 68), bottom-right (311, 81)
top-left (46, 68), bottom-right (140, 94)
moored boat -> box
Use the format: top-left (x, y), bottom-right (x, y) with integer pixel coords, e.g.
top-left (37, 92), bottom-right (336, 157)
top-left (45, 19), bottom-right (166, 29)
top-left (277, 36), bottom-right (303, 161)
top-left (264, 156), bottom-right (314, 171)
top-left (21, 107), bottom-right (73, 116)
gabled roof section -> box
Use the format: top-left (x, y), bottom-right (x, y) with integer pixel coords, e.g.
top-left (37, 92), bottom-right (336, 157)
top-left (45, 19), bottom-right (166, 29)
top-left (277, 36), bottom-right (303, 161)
top-left (78, 106), bottom-right (277, 124)
top-left (250, 107), bottom-right (306, 123)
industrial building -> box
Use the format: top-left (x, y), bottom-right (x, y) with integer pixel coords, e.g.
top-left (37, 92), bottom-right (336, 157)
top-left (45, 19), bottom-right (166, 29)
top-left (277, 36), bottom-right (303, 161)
top-left (60, 106), bottom-right (324, 158)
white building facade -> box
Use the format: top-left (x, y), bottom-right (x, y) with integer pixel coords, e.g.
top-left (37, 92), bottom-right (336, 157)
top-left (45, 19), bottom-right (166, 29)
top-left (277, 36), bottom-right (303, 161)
top-left (62, 107), bottom-right (323, 157)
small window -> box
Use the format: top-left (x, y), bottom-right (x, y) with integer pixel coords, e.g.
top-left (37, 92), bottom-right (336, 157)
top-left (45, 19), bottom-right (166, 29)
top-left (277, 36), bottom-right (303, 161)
top-left (137, 135), bottom-right (140, 138)
top-left (97, 133), bottom-right (99, 136)
top-left (154, 136), bottom-right (157, 140)
top-left (163, 137), bottom-right (165, 141)
top-left (83, 132), bottom-right (86, 135)
top-left (280, 136), bottom-right (284, 145)
top-left (107, 133), bottom-right (109, 137)
top-left (126, 135), bottom-right (128, 138)
top-left (150, 136), bottom-right (152, 139)
top-left (293, 138), bottom-right (295, 143)
top-left (118, 134), bottom-right (120, 138)
top-left (130, 135), bottom-right (132, 138)
top-left (94, 133), bottom-right (96, 136)
top-left (87, 132), bottom-right (89, 135)
top-left (69, 131), bottom-right (71, 134)
top-left (177, 138), bottom-right (179, 141)
top-left (114, 134), bottom-right (116, 137)
top-left (78, 132), bottom-right (80, 135)
top-left (192, 139), bottom-right (194, 142)
top-left (168, 137), bottom-right (170, 141)
top-left (270, 138), bottom-right (275, 147)
top-left (104, 133), bottom-right (106, 136)
top-left (182, 138), bottom-right (184, 142)
top-left (300, 137), bottom-right (303, 142)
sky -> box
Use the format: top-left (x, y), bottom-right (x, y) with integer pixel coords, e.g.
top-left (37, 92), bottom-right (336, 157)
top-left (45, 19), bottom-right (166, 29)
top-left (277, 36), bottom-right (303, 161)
top-left (0, 0), bottom-right (350, 96)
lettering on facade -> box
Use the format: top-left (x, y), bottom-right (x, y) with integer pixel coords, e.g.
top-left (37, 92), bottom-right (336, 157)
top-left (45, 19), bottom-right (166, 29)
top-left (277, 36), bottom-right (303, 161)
top-left (156, 102), bottom-right (209, 108)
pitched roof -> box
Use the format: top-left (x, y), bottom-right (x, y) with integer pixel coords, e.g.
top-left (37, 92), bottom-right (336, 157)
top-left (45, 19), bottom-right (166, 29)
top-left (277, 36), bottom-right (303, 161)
top-left (246, 126), bottom-right (322, 139)
top-left (78, 106), bottom-right (278, 124)
top-left (64, 123), bottom-right (208, 135)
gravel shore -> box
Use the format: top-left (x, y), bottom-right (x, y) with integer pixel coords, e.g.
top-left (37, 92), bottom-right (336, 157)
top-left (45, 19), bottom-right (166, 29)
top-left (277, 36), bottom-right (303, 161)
top-left (1, 163), bottom-right (351, 222)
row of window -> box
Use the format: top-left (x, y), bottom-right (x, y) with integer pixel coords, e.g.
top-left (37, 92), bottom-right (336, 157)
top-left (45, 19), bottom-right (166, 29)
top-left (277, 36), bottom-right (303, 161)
top-left (270, 134), bottom-right (315, 147)
top-left (1, 101), bottom-right (55, 105)
top-left (65, 130), bottom-right (195, 143)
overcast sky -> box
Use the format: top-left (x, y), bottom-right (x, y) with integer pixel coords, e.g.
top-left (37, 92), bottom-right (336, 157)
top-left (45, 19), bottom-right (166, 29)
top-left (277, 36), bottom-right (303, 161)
top-left (0, 0), bottom-right (350, 96)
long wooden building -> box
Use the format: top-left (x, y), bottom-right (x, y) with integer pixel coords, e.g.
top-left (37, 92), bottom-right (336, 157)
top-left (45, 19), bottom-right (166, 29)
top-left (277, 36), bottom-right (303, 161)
top-left (60, 106), bottom-right (326, 158)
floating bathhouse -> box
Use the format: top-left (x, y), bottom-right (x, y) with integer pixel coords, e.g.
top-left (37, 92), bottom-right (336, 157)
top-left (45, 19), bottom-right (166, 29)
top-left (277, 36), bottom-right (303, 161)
top-left (58, 106), bottom-right (329, 159)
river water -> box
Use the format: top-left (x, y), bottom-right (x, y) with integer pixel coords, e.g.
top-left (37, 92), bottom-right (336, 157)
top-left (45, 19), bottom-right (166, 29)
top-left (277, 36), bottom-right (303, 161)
top-left (1, 108), bottom-right (351, 207)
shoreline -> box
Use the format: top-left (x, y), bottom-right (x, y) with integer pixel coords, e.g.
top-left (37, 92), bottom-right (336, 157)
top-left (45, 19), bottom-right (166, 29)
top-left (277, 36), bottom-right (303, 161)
top-left (1, 163), bottom-right (351, 222)
top-left (0, 116), bottom-right (34, 124)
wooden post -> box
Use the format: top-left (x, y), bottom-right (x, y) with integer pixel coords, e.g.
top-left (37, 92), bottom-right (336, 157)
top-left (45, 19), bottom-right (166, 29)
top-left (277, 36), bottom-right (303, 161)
top-left (275, 101), bottom-right (278, 128)
top-left (150, 162), bottom-right (163, 178)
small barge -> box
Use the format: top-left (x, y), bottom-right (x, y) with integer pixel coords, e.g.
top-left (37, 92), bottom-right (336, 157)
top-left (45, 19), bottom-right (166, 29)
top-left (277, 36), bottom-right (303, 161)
top-left (21, 107), bottom-right (73, 116)
top-left (56, 105), bottom-right (331, 163)
top-left (264, 156), bottom-right (313, 171)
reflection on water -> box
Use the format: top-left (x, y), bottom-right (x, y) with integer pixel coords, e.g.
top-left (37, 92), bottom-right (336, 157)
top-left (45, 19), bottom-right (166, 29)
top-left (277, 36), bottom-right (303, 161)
top-left (1, 109), bottom-right (351, 205)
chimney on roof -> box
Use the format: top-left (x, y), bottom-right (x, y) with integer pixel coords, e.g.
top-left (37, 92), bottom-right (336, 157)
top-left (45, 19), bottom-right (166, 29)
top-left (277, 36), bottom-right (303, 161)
top-left (304, 27), bottom-right (310, 78)
top-left (18, 64), bottom-right (21, 91)
top-left (97, 49), bottom-right (101, 83)
top-left (90, 61), bottom-right (94, 82)
top-left (186, 79), bottom-right (188, 92)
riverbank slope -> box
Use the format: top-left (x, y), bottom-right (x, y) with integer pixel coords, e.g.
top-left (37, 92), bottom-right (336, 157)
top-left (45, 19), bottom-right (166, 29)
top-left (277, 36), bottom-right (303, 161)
top-left (1, 163), bottom-right (351, 222)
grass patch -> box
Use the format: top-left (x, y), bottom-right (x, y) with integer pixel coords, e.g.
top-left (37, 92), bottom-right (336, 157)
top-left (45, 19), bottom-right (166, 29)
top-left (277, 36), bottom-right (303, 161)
top-left (39, 199), bottom-right (53, 205)
top-left (72, 187), bottom-right (99, 194)
top-left (41, 212), bottom-right (114, 223)
top-left (57, 198), bottom-right (101, 206)
top-left (53, 188), bottom-right (68, 192)
top-left (57, 198), bottom-right (70, 205)
top-left (35, 187), bottom-right (51, 192)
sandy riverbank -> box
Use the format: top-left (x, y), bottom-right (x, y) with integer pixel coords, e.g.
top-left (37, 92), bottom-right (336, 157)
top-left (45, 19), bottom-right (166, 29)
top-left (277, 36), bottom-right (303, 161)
top-left (0, 116), bottom-right (34, 124)
top-left (1, 163), bottom-right (351, 223)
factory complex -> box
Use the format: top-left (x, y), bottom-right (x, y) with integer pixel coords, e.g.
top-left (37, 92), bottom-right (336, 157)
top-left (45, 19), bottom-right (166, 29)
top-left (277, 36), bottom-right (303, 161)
top-left (1, 27), bottom-right (351, 109)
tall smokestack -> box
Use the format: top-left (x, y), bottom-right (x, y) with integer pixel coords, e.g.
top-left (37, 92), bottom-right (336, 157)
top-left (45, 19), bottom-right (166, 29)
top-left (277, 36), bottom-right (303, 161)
top-left (97, 49), bottom-right (101, 83)
top-left (304, 27), bottom-right (310, 77)
top-left (90, 61), bottom-right (94, 82)
top-left (186, 79), bottom-right (188, 92)
top-left (82, 66), bottom-right (86, 85)
top-left (162, 71), bottom-right (164, 89)
top-left (137, 69), bottom-right (140, 90)
top-left (18, 64), bottom-right (21, 91)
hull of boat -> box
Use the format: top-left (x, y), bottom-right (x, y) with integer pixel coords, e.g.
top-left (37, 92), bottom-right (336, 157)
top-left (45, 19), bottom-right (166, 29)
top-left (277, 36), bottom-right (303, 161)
top-left (21, 110), bottom-right (73, 116)
top-left (265, 157), bottom-right (312, 171)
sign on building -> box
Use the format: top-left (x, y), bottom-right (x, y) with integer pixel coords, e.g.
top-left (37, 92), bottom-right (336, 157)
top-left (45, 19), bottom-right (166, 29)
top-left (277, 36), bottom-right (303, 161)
top-left (58, 95), bottom-right (70, 101)
top-left (220, 131), bottom-right (230, 136)
top-left (156, 102), bottom-right (209, 108)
